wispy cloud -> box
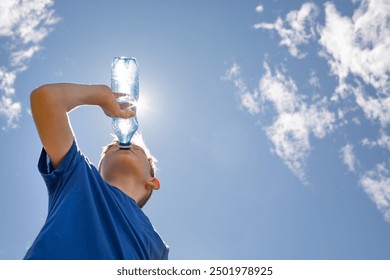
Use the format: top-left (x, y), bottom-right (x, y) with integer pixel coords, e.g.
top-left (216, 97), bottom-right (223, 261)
top-left (340, 144), bottom-right (357, 172)
top-left (318, 0), bottom-right (390, 96)
top-left (223, 63), bottom-right (261, 115)
top-left (0, 0), bottom-right (59, 129)
top-left (308, 69), bottom-right (320, 89)
top-left (226, 0), bottom-right (390, 220)
top-left (0, 68), bottom-right (19, 128)
top-left (360, 163), bottom-right (390, 221)
top-left (362, 130), bottom-right (390, 151)
top-left (255, 4), bottom-right (264, 14)
top-left (261, 63), bottom-right (334, 182)
top-left (225, 61), bottom-right (335, 183)
top-left (352, 84), bottom-right (390, 127)
top-left (254, 2), bottom-right (319, 58)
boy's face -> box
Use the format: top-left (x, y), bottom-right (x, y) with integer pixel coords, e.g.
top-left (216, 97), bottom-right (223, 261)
top-left (99, 143), bottom-right (152, 204)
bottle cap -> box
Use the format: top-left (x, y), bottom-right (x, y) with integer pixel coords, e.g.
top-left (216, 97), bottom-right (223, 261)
top-left (119, 143), bottom-right (131, 150)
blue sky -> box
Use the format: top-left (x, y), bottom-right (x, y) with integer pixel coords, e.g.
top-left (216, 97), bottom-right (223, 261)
top-left (1, 0), bottom-right (390, 260)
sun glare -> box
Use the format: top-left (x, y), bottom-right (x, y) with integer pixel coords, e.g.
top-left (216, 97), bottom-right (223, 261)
top-left (136, 93), bottom-right (150, 115)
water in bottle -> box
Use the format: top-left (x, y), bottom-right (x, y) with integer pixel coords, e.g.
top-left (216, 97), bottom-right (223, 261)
top-left (111, 57), bottom-right (139, 149)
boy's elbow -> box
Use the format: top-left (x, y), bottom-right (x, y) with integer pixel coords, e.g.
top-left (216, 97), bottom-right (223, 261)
top-left (31, 85), bottom-right (43, 101)
top-left (30, 85), bottom-right (55, 115)
top-left (30, 85), bottom-right (52, 106)
top-left (31, 85), bottom-right (48, 99)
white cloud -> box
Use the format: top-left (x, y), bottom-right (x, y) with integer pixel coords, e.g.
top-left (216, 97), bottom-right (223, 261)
top-left (223, 63), bottom-right (261, 115)
top-left (223, 63), bottom-right (240, 81)
top-left (360, 163), bottom-right (390, 221)
top-left (254, 2), bottom-right (319, 58)
top-left (255, 4), bottom-right (264, 14)
top-left (340, 144), bottom-right (357, 172)
top-left (352, 84), bottom-right (390, 127)
top-left (375, 132), bottom-right (390, 150)
top-left (362, 130), bottom-right (390, 151)
top-left (0, 68), bottom-right (20, 128)
top-left (226, 61), bottom-right (335, 182)
top-left (0, 0), bottom-right (59, 129)
top-left (260, 63), bottom-right (335, 182)
top-left (0, 0), bottom-right (59, 43)
top-left (0, 68), bottom-right (16, 96)
top-left (265, 113), bottom-right (310, 181)
top-left (227, 0), bottom-right (390, 220)
top-left (308, 69), bottom-right (320, 89)
top-left (260, 63), bottom-right (299, 114)
top-left (318, 0), bottom-right (390, 95)
top-left (10, 45), bottom-right (41, 69)
top-left (241, 92), bottom-right (260, 115)
top-left (0, 96), bottom-right (21, 129)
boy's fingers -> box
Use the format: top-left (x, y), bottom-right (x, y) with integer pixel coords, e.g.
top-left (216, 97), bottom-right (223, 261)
top-left (120, 109), bottom-right (135, 118)
top-left (110, 92), bottom-right (136, 118)
top-left (102, 94), bottom-right (136, 118)
top-left (107, 109), bottom-right (135, 119)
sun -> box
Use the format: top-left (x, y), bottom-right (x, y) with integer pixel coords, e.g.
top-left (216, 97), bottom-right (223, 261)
top-left (136, 93), bottom-right (150, 115)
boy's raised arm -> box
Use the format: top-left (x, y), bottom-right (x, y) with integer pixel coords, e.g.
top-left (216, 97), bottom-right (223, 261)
top-left (30, 83), bottom-right (134, 168)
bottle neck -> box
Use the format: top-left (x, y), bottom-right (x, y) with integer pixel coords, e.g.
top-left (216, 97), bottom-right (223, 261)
top-left (118, 142), bottom-right (131, 149)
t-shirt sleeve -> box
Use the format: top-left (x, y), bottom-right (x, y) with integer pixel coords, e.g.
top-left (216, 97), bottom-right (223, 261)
top-left (37, 139), bottom-right (82, 194)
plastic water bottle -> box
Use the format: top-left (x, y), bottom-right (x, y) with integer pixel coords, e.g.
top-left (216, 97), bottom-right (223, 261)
top-left (111, 57), bottom-right (139, 149)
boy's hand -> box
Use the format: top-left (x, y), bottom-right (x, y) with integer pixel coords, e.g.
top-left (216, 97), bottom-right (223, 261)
top-left (99, 87), bottom-right (136, 119)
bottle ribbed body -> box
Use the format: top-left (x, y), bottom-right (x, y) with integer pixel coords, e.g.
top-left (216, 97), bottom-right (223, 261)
top-left (111, 57), bottom-right (139, 148)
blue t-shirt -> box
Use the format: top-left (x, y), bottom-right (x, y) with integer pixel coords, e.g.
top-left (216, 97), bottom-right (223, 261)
top-left (24, 140), bottom-right (169, 260)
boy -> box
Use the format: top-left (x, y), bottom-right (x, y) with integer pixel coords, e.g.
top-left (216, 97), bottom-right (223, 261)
top-left (24, 83), bottom-right (169, 259)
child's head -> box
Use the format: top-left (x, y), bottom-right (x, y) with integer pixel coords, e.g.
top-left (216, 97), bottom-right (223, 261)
top-left (98, 134), bottom-right (159, 208)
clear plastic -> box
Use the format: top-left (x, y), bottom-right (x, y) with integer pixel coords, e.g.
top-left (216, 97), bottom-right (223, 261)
top-left (111, 57), bottom-right (139, 148)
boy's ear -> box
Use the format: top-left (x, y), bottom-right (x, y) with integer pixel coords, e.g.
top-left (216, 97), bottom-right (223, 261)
top-left (145, 178), bottom-right (160, 190)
